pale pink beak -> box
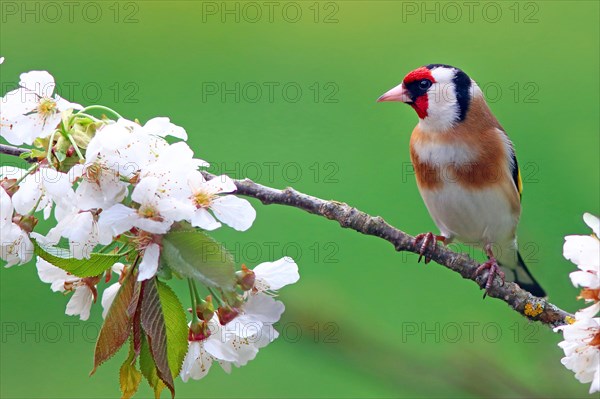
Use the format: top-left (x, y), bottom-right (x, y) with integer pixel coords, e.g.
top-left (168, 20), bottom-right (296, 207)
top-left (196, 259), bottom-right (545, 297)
top-left (377, 83), bottom-right (411, 103)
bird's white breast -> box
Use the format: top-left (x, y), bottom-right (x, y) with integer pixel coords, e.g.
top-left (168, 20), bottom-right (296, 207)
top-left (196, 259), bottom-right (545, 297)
top-left (412, 138), bottom-right (519, 247)
top-left (411, 140), bottom-right (478, 166)
top-left (419, 183), bottom-right (518, 246)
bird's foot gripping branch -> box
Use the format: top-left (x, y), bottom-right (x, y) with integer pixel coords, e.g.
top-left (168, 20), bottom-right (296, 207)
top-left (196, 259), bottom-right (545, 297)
top-left (0, 68), bottom-right (598, 396)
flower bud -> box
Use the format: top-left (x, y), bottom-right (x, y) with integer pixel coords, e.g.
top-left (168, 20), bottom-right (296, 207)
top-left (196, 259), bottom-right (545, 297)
top-left (236, 265), bottom-right (255, 291)
top-left (196, 295), bottom-right (215, 321)
top-left (188, 321), bottom-right (211, 341)
top-left (221, 290), bottom-right (245, 308)
top-left (1, 178), bottom-right (19, 197)
top-left (217, 306), bottom-right (239, 325)
top-left (13, 214), bottom-right (38, 233)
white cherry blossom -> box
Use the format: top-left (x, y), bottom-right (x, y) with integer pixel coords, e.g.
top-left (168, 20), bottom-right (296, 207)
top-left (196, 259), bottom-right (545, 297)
top-left (186, 171), bottom-right (256, 231)
top-left (36, 257), bottom-right (95, 321)
top-left (38, 180), bottom-right (113, 259)
top-left (180, 340), bottom-right (215, 382)
top-left (86, 117), bottom-right (203, 180)
top-left (99, 176), bottom-right (193, 237)
top-left (1, 187), bottom-right (33, 267)
top-left (253, 256), bottom-right (300, 292)
top-left (0, 166), bottom-right (70, 220)
top-left (0, 71), bottom-right (82, 145)
top-left (555, 311), bottom-right (600, 394)
top-left (180, 315), bottom-right (278, 382)
top-left (564, 213), bottom-right (600, 289)
top-left (70, 163), bottom-right (128, 211)
top-left (101, 262), bottom-right (125, 318)
top-left (137, 243), bottom-right (161, 281)
top-left (65, 284), bottom-right (94, 321)
top-left (220, 258), bottom-right (297, 338)
top-left (557, 213), bottom-right (600, 394)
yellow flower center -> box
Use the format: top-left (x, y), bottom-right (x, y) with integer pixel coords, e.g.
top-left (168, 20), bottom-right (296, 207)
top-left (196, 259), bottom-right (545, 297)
top-left (193, 191), bottom-right (214, 208)
top-left (138, 205), bottom-right (160, 220)
top-left (37, 97), bottom-right (57, 117)
top-left (84, 163), bottom-right (103, 184)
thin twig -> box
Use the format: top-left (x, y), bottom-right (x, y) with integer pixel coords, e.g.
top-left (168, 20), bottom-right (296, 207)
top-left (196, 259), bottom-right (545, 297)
top-left (0, 144), bottom-right (573, 328)
top-left (201, 171), bottom-right (574, 329)
top-left (0, 144), bottom-right (36, 162)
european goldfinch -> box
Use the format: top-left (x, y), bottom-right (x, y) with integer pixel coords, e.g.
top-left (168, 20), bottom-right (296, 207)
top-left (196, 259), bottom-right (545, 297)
top-left (378, 64), bottom-right (546, 297)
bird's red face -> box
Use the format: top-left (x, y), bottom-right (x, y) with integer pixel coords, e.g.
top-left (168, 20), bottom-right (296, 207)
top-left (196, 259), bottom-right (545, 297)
top-left (377, 67), bottom-right (436, 119)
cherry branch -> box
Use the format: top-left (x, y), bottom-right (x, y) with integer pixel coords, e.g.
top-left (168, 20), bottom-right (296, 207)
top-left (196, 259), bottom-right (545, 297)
top-left (0, 143), bottom-right (573, 328)
top-left (201, 171), bottom-right (574, 329)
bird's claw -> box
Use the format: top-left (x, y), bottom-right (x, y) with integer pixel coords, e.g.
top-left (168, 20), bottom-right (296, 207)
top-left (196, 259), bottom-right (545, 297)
top-left (414, 232), bottom-right (442, 264)
top-left (473, 258), bottom-right (506, 298)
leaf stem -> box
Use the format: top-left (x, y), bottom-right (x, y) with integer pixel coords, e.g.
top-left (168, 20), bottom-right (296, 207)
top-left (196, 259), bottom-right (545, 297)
top-left (77, 105), bottom-right (123, 119)
top-left (207, 287), bottom-right (224, 307)
top-left (190, 279), bottom-right (203, 304)
top-left (73, 112), bottom-right (101, 122)
top-left (27, 193), bottom-right (44, 216)
top-left (188, 279), bottom-right (200, 324)
top-left (65, 133), bottom-right (85, 160)
top-left (14, 162), bottom-right (39, 186)
top-left (46, 129), bottom-right (58, 169)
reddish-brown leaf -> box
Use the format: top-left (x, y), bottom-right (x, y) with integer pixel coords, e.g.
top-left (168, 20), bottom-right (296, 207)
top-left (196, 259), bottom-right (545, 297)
top-left (132, 282), bottom-right (144, 359)
top-left (91, 273), bottom-right (140, 375)
top-left (140, 278), bottom-right (175, 398)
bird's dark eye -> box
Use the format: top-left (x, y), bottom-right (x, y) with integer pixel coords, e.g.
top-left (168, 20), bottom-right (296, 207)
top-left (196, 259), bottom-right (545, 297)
top-left (419, 79), bottom-right (432, 90)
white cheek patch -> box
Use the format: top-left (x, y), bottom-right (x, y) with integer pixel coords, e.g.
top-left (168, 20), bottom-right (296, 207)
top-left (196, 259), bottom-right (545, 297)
top-left (430, 67), bottom-right (456, 83)
top-left (419, 67), bottom-right (461, 132)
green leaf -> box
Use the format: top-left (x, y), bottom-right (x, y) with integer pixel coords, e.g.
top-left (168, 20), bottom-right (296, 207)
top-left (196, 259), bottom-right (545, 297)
top-left (91, 273), bottom-right (140, 375)
top-left (140, 279), bottom-right (175, 398)
top-left (32, 238), bottom-right (121, 278)
top-left (156, 258), bottom-right (173, 280)
top-left (119, 341), bottom-right (142, 399)
top-left (157, 280), bottom-right (189, 379)
top-left (161, 230), bottom-right (236, 290)
top-left (140, 334), bottom-right (166, 399)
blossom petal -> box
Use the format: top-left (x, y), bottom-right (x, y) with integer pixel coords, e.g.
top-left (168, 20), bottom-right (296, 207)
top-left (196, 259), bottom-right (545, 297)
top-left (36, 257), bottom-right (70, 292)
top-left (19, 71), bottom-right (55, 97)
top-left (65, 285), bottom-right (94, 321)
top-left (191, 208), bottom-right (221, 231)
top-left (205, 175), bottom-right (236, 195)
top-left (137, 243), bottom-right (160, 281)
top-left (131, 176), bottom-right (160, 205)
top-left (253, 257), bottom-right (299, 291)
top-left (98, 204), bottom-right (136, 236)
top-left (210, 195), bottom-right (256, 231)
top-left (143, 117), bottom-right (188, 140)
top-left (584, 213), bottom-right (600, 238)
top-left (111, 262), bottom-right (125, 275)
top-left (54, 94), bottom-right (83, 111)
top-left (180, 341), bottom-right (213, 382)
top-left (101, 283), bottom-right (121, 319)
top-left (240, 293), bottom-right (285, 324)
top-left (564, 236), bottom-right (600, 270)
top-left (0, 186), bottom-right (13, 226)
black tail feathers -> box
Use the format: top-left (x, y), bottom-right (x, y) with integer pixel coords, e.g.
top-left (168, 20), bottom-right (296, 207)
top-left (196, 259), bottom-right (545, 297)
top-left (513, 251), bottom-right (546, 298)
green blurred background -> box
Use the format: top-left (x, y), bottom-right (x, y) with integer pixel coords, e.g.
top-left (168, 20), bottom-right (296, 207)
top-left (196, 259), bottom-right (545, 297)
top-left (1, 1), bottom-right (599, 398)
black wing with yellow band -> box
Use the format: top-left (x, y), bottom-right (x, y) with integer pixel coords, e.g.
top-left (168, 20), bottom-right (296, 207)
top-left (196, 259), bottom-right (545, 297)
top-left (510, 149), bottom-right (523, 201)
